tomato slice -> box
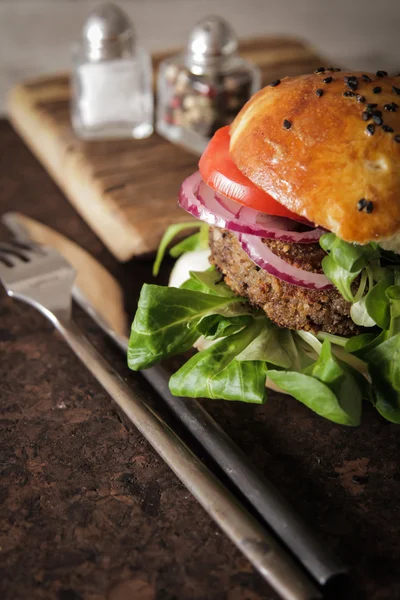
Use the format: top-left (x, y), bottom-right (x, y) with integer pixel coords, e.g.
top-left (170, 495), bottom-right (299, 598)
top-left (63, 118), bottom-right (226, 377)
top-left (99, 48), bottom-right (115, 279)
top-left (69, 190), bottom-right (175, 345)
top-left (199, 126), bottom-right (300, 220)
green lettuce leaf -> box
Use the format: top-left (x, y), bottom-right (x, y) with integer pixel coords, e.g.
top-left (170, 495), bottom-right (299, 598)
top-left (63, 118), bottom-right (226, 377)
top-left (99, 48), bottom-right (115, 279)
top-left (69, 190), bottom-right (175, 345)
top-left (188, 269), bottom-right (238, 297)
top-left (197, 314), bottom-right (252, 340)
top-left (364, 272), bottom-right (394, 329)
top-left (320, 233), bottom-right (378, 272)
top-left (236, 320), bottom-right (294, 368)
top-left (366, 332), bottom-right (400, 423)
top-left (387, 285), bottom-right (400, 337)
top-left (321, 254), bottom-right (361, 302)
top-left (268, 341), bottom-right (362, 425)
top-left (350, 296), bottom-right (376, 328)
top-left (128, 284), bottom-right (244, 370)
top-left (169, 320), bottom-right (267, 403)
top-left (153, 222), bottom-right (208, 276)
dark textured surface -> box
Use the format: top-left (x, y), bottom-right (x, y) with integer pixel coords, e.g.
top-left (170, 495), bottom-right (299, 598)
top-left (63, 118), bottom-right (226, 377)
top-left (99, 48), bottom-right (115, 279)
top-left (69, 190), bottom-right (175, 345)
top-left (0, 119), bottom-right (400, 600)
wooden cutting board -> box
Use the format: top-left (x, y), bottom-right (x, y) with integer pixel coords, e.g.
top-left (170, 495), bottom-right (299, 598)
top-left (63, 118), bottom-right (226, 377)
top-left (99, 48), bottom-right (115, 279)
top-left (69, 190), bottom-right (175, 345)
top-left (7, 37), bottom-right (323, 261)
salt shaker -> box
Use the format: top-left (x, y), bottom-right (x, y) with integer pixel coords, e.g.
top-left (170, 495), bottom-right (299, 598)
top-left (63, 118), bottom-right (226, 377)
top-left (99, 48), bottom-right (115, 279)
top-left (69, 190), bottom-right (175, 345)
top-left (71, 3), bottom-right (153, 140)
top-left (156, 15), bottom-right (261, 154)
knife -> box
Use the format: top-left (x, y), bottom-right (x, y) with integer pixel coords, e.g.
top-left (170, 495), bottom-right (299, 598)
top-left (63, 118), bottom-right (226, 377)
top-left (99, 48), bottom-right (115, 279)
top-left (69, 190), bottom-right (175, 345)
top-left (3, 211), bottom-right (346, 590)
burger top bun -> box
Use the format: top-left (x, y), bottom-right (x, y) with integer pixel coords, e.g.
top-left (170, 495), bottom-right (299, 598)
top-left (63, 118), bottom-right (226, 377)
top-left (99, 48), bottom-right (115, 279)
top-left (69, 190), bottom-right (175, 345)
top-left (230, 71), bottom-right (400, 246)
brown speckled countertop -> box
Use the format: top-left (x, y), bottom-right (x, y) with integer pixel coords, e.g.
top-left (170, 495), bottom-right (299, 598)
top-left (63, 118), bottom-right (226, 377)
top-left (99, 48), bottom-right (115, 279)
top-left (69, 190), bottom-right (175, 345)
top-left (0, 120), bottom-right (399, 600)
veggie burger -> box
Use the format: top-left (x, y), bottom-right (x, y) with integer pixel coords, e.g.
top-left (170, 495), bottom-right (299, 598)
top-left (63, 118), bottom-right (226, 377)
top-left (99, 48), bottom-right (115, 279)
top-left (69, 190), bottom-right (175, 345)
top-left (128, 69), bottom-right (400, 426)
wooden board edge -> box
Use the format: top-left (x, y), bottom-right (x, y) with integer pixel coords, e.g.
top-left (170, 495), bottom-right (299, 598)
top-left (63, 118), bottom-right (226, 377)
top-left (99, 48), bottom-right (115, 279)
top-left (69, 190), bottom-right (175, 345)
top-left (7, 84), bottom-right (145, 262)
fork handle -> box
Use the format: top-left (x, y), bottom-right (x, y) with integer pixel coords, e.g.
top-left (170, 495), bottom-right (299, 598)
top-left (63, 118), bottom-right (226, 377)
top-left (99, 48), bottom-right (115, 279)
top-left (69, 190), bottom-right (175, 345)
top-left (53, 316), bottom-right (320, 600)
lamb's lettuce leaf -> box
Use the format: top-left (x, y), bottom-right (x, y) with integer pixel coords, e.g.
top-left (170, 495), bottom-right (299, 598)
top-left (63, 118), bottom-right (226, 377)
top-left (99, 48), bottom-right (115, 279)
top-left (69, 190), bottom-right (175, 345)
top-left (366, 331), bottom-right (400, 423)
top-left (321, 254), bottom-right (360, 302)
top-left (153, 222), bottom-right (209, 276)
top-left (350, 296), bottom-right (376, 328)
top-left (268, 341), bottom-right (362, 425)
top-left (236, 320), bottom-right (294, 368)
top-left (197, 314), bottom-right (251, 340)
top-left (169, 320), bottom-right (268, 403)
top-left (387, 286), bottom-right (400, 337)
top-left (187, 268), bottom-right (237, 297)
top-left (364, 273), bottom-right (394, 329)
top-left (127, 283), bottom-right (245, 370)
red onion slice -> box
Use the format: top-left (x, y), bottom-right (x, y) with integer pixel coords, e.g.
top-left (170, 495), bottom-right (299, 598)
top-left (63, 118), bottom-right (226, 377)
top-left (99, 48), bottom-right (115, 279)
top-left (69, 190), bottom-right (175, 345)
top-left (238, 233), bottom-right (333, 290)
top-left (179, 171), bottom-right (325, 243)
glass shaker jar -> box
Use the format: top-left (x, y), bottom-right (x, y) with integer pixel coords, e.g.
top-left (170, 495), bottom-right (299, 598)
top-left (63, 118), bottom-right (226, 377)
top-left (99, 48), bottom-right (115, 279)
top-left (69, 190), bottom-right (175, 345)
top-left (156, 15), bottom-right (261, 154)
top-left (71, 3), bottom-right (153, 140)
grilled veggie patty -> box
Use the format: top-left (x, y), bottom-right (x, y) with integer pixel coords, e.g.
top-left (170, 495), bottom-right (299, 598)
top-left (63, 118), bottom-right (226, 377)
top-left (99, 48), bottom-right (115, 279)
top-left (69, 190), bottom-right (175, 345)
top-left (209, 226), bottom-right (358, 335)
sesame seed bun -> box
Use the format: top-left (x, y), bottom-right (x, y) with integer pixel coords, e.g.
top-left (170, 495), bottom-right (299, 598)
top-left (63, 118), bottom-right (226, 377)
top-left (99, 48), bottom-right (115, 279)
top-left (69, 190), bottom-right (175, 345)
top-left (229, 71), bottom-right (400, 246)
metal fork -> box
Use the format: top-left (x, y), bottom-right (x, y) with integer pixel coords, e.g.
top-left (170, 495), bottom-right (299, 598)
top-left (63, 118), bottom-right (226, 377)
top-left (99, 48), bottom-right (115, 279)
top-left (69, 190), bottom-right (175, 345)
top-left (0, 240), bottom-right (321, 600)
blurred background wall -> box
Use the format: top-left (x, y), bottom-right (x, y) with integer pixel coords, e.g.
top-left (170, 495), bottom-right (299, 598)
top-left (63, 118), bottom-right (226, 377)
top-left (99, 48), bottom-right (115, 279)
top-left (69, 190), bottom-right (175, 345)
top-left (1, 0), bottom-right (400, 113)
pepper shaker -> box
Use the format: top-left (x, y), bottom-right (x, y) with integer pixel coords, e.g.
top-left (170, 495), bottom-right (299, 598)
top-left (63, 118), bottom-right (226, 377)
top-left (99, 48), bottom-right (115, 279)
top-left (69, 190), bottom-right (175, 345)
top-left (71, 3), bottom-right (153, 140)
top-left (156, 15), bottom-right (261, 154)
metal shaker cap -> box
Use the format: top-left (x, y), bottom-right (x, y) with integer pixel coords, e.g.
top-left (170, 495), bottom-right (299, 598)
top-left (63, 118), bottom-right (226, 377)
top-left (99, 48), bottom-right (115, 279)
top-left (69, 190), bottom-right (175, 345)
top-left (82, 3), bottom-right (135, 61)
top-left (185, 15), bottom-right (238, 73)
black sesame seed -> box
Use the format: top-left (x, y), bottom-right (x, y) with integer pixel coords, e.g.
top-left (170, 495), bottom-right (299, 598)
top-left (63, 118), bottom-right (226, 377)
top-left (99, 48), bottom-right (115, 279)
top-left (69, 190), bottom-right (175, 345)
top-left (358, 199), bottom-right (374, 213)
top-left (373, 109), bottom-right (382, 117)
top-left (329, 67), bottom-right (341, 72)
top-left (394, 135), bottom-right (400, 143)
top-left (376, 70), bottom-right (388, 77)
top-left (362, 111), bottom-right (371, 121)
top-left (382, 124), bottom-right (394, 132)
top-left (315, 88), bottom-right (323, 97)
top-left (343, 91), bottom-right (356, 97)
top-left (283, 119), bottom-right (292, 130)
top-left (362, 74), bottom-right (372, 82)
top-left (373, 115), bottom-right (383, 125)
top-left (373, 86), bottom-right (382, 94)
top-left (357, 199), bottom-right (367, 211)
top-left (392, 85), bottom-right (400, 95)
top-left (384, 103), bottom-right (397, 112)
top-left (315, 67), bottom-right (325, 73)
top-left (366, 103), bottom-right (378, 111)
top-left (347, 80), bottom-right (358, 90)
top-left (366, 123), bottom-right (375, 135)
top-left (270, 79), bottom-right (281, 87)
top-left (356, 95), bottom-right (366, 103)
top-left (323, 76), bottom-right (333, 84)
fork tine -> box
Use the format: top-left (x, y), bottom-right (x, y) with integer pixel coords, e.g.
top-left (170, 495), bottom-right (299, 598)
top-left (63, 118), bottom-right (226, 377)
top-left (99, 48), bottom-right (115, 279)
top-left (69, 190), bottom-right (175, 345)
top-left (0, 242), bottom-right (30, 263)
top-left (0, 252), bottom-right (15, 268)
